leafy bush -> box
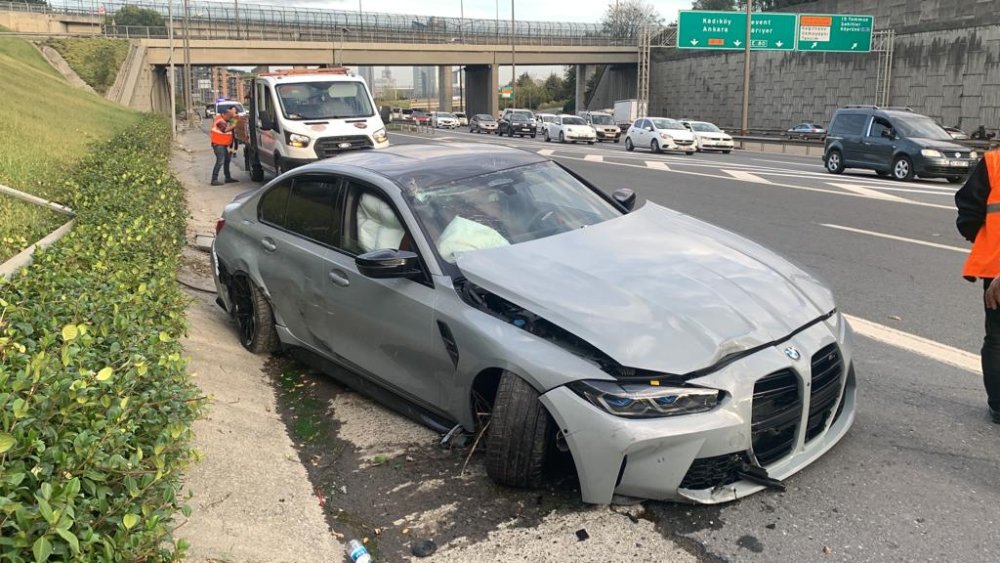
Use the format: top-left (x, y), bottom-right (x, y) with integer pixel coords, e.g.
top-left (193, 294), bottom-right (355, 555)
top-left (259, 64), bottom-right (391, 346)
top-left (44, 38), bottom-right (130, 95)
top-left (0, 118), bottom-right (204, 562)
top-left (107, 7), bottom-right (165, 28)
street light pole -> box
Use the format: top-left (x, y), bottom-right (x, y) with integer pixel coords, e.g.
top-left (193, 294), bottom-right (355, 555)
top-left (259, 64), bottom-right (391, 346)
top-left (233, 0), bottom-right (239, 40)
top-left (510, 0), bottom-right (515, 107)
top-left (168, 0), bottom-right (176, 138)
top-left (740, 0), bottom-right (752, 136)
top-left (182, 0), bottom-right (193, 125)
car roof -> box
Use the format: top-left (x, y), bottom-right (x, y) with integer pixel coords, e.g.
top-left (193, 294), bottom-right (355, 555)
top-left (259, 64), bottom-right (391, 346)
top-left (304, 144), bottom-right (548, 189)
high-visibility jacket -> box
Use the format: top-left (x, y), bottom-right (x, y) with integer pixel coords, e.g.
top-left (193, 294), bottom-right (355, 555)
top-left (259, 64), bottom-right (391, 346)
top-left (210, 115), bottom-right (233, 146)
top-left (963, 151), bottom-right (1000, 278)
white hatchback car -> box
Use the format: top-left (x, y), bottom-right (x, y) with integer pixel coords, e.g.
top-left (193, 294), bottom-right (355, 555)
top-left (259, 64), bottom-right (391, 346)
top-left (535, 112), bottom-right (557, 135)
top-left (545, 114), bottom-right (597, 144)
top-left (626, 117), bottom-right (698, 155)
top-left (683, 120), bottom-right (735, 154)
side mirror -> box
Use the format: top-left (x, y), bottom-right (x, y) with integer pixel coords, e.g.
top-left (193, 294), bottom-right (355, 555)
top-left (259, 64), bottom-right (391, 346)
top-left (646, 126), bottom-right (654, 132)
top-left (356, 249), bottom-right (422, 279)
top-left (613, 188), bottom-right (636, 211)
top-left (260, 114), bottom-right (275, 131)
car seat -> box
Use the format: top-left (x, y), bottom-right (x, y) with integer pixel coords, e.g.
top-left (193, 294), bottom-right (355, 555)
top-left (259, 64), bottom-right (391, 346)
top-left (356, 193), bottom-right (405, 253)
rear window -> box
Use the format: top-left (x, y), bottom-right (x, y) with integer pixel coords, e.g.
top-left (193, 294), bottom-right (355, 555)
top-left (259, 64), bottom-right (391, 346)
top-left (830, 113), bottom-right (868, 136)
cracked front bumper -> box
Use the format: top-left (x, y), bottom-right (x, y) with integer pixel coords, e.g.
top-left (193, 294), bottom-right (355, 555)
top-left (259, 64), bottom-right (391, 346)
top-left (540, 317), bottom-right (857, 505)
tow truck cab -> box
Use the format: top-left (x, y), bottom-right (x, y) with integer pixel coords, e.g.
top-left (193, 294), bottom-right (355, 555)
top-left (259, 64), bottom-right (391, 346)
top-left (243, 68), bottom-right (388, 181)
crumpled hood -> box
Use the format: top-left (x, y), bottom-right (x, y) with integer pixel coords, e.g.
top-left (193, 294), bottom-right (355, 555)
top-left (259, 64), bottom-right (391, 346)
top-left (455, 203), bottom-right (834, 375)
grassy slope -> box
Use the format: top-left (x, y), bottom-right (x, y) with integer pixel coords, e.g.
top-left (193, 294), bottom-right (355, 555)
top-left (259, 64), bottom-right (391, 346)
top-left (0, 37), bottom-right (138, 262)
top-left (45, 37), bottom-right (129, 94)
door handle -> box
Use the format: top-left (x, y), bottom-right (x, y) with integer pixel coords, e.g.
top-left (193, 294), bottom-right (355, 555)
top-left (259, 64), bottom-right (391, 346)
top-left (328, 269), bottom-right (350, 287)
top-left (260, 238), bottom-right (277, 252)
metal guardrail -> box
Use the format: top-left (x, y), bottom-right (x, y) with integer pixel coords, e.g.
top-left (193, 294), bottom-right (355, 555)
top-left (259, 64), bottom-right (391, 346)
top-left (4, 0), bottom-right (634, 46)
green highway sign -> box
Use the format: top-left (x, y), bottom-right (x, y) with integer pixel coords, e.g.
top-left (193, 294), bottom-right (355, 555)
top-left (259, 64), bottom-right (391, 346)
top-left (797, 14), bottom-right (874, 52)
top-left (678, 10), bottom-right (797, 51)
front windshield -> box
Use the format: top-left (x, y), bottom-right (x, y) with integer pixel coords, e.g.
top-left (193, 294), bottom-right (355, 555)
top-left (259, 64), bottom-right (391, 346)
top-left (438, 112), bottom-right (456, 118)
top-left (651, 118), bottom-right (686, 130)
top-left (276, 81), bottom-right (374, 120)
top-left (217, 102), bottom-right (244, 114)
top-left (476, 114), bottom-right (495, 121)
top-left (562, 116), bottom-right (587, 125)
top-left (892, 115), bottom-right (952, 141)
top-left (511, 111), bottom-right (533, 121)
top-left (591, 114), bottom-right (614, 125)
top-left (404, 161), bottom-right (622, 263)
top-left (690, 122), bottom-right (721, 132)
top-left (540, 115), bottom-right (556, 123)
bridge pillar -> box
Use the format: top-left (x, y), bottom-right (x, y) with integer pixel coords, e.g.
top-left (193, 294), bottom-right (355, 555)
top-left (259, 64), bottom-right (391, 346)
top-left (438, 66), bottom-right (453, 112)
top-left (465, 64), bottom-right (498, 119)
top-left (575, 64), bottom-right (597, 112)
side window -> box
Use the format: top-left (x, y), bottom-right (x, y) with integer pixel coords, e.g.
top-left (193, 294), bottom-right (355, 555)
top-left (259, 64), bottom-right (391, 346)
top-left (259, 180), bottom-right (292, 227)
top-left (283, 176), bottom-right (343, 247)
top-left (830, 113), bottom-right (867, 136)
top-left (343, 183), bottom-right (410, 255)
top-left (869, 117), bottom-right (892, 138)
top-left (262, 85), bottom-right (276, 121)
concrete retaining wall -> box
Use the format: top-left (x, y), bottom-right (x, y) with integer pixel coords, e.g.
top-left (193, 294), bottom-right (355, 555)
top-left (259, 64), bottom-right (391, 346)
top-left (649, 0), bottom-right (1000, 131)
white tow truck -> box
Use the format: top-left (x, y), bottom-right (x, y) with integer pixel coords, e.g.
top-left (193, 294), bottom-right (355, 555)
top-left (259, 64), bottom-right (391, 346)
top-left (243, 68), bottom-right (388, 181)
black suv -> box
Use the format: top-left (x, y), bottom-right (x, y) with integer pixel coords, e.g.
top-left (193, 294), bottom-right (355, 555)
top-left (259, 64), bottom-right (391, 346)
top-left (498, 108), bottom-right (537, 138)
top-left (823, 106), bottom-right (980, 183)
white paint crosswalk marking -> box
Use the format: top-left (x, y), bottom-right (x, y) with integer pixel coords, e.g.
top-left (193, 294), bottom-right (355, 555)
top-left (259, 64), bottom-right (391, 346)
top-left (537, 149), bottom-right (554, 156)
top-left (827, 182), bottom-right (910, 202)
top-left (644, 161), bottom-right (671, 171)
top-left (584, 154), bottom-right (604, 162)
top-left (821, 224), bottom-right (968, 253)
top-left (845, 314), bottom-right (980, 374)
top-left (723, 169), bottom-right (773, 184)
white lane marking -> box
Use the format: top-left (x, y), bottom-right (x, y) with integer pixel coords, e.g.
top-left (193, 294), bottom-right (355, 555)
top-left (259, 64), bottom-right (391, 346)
top-left (753, 157), bottom-right (825, 167)
top-left (827, 182), bottom-right (910, 202)
top-left (845, 314), bottom-right (980, 374)
top-left (645, 160), bottom-right (671, 171)
top-left (821, 224), bottom-right (968, 253)
top-left (549, 154), bottom-right (955, 210)
top-left (537, 149), bottom-right (554, 156)
top-left (584, 154), bottom-right (604, 162)
top-left (724, 169), bottom-right (773, 184)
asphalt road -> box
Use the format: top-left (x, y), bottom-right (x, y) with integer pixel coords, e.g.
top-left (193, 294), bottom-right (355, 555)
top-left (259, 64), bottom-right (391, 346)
top-left (382, 128), bottom-right (999, 562)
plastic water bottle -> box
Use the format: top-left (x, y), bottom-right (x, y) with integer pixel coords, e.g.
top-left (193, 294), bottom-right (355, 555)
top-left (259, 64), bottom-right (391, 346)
top-left (347, 539), bottom-right (371, 563)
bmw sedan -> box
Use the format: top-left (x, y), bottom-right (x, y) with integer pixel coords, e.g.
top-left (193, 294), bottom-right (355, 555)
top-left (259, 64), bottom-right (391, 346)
top-left (212, 144), bottom-right (856, 505)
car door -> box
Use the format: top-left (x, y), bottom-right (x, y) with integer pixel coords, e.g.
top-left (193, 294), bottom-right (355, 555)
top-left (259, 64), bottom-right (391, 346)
top-left (633, 119), bottom-right (648, 145)
top-left (253, 174), bottom-right (343, 345)
top-left (310, 179), bottom-right (455, 410)
top-left (861, 117), bottom-right (895, 171)
top-left (832, 113), bottom-right (869, 166)
top-left (256, 83), bottom-right (280, 169)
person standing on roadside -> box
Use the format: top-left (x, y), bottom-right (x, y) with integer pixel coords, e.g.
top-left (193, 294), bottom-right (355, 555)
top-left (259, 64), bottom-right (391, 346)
top-left (956, 149), bottom-right (1000, 423)
top-left (210, 105), bottom-right (239, 186)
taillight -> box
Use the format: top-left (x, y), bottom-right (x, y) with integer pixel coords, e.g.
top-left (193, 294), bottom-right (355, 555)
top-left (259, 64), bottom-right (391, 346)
top-left (215, 218), bottom-right (226, 235)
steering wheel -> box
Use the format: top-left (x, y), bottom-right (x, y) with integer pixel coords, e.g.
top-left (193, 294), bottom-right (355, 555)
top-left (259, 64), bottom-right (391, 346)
top-left (526, 208), bottom-right (569, 235)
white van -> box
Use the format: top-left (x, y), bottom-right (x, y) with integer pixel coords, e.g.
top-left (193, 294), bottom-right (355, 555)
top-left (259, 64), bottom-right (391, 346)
top-left (244, 68), bottom-right (388, 181)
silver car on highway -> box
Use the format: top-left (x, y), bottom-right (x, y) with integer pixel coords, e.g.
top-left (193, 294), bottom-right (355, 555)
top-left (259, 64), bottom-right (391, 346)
top-left (211, 144), bottom-right (856, 504)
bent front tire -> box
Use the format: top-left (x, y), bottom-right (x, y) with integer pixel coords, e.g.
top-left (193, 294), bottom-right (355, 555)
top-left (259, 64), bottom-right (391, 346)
top-left (485, 372), bottom-right (555, 489)
top-left (229, 275), bottom-right (280, 354)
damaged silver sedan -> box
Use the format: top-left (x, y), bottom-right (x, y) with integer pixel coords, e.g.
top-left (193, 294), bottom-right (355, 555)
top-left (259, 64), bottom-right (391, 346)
top-left (211, 144), bottom-right (856, 505)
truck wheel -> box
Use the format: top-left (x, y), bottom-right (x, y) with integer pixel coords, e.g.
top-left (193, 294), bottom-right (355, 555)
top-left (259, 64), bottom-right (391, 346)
top-left (485, 372), bottom-right (555, 489)
top-left (229, 274), bottom-right (279, 354)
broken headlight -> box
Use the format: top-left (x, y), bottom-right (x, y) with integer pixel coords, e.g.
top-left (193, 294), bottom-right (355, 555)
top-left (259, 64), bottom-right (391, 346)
top-left (568, 380), bottom-right (721, 418)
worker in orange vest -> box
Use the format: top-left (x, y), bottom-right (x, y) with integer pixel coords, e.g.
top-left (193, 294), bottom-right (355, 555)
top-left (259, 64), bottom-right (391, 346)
top-left (210, 105), bottom-right (239, 186)
top-left (956, 149), bottom-right (1000, 423)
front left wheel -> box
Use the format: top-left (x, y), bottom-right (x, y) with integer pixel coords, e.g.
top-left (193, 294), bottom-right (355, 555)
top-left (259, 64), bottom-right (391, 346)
top-left (485, 372), bottom-right (555, 489)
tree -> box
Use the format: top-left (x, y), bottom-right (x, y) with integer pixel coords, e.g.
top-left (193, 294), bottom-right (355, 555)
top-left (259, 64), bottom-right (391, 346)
top-left (109, 6), bottom-right (164, 28)
top-left (692, 0), bottom-right (736, 10)
top-left (542, 73), bottom-right (564, 102)
top-left (600, 0), bottom-right (663, 40)
top-left (562, 66), bottom-right (576, 102)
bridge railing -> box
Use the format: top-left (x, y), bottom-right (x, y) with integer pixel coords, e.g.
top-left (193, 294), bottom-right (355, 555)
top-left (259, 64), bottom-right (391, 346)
top-left (14, 0), bottom-right (635, 46)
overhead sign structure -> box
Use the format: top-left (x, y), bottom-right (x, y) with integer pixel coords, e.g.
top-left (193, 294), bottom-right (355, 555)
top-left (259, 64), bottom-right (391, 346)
top-left (677, 11), bottom-right (797, 51)
top-left (797, 14), bottom-right (874, 52)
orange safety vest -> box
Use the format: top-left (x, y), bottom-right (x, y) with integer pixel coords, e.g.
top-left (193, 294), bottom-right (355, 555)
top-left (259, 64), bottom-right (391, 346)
top-left (963, 151), bottom-right (1000, 278)
top-left (210, 114), bottom-right (233, 146)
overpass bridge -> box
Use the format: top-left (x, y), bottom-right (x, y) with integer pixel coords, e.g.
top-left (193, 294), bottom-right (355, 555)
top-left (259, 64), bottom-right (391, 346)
top-left (3, 0), bottom-right (641, 116)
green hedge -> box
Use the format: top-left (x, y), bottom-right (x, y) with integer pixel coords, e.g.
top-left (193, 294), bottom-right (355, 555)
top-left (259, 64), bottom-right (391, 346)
top-left (0, 118), bottom-right (203, 562)
top-left (44, 38), bottom-right (130, 95)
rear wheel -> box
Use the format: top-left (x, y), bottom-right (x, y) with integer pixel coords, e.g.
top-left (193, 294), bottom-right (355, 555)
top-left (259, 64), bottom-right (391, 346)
top-left (229, 275), bottom-right (279, 354)
top-left (722, 150), bottom-right (732, 155)
top-left (825, 149), bottom-right (845, 174)
top-left (892, 155), bottom-right (915, 181)
top-left (625, 137), bottom-right (634, 152)
top-left (485, 372), bottom-right (555, 489)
